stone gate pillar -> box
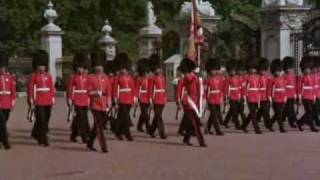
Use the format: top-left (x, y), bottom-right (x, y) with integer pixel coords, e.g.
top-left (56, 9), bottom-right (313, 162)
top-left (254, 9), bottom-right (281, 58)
top-left (98, 19), bottom-right (117, 61)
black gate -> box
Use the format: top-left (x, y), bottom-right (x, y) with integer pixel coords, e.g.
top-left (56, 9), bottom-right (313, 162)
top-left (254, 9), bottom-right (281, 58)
top-left (303, 17), bottom-right (320, 56)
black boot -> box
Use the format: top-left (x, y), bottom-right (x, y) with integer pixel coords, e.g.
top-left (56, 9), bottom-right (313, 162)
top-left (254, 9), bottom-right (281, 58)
top-left (183, 136), bottom-right (192, 146)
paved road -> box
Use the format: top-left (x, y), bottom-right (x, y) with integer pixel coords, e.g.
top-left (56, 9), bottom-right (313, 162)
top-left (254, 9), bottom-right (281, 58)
top-left (1, 98), bottom-right (320, 180)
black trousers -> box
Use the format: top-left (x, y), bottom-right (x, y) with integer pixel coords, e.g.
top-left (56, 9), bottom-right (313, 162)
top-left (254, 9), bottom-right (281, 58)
top-left (150, 104), bottom-right (166, 138)
top-left (178, 109), bottom-right (187, 134)
top-left (282, 98), bottom-right (297, 127)
top-left (88, 110), bottom-right (108, 152)
top-left (207, 104), bottom-right (222, 133)
top-left (257, 101), bottom-right (271, 128)
top-left (299, 99), bottom-right (317, 130)
top-left (270, 103), bottom-right (285, 131)
top-left (242, 103), bottom-right (261, 133)
top-left (31, 106), bottom-right (52, 144)
top-left (183, 109), bottom-right (205, 145)
top-left (137, 103), bottom-right (150, 132)
top-left (238, 99), bottom-right (246, 123)
top-left (71, 106), bottom-right (90, 140)
top-left (223, 100), bottom-right (241, 128)
top-left (116, 104), bottom-right (132, 138)
top-left (312, 98), bottom-right (320, 125)
top-left (0, 109), bottom-right (10, 146)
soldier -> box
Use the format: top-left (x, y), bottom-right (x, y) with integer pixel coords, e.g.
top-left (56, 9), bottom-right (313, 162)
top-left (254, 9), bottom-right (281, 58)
top-left (67, 52), bottom-right (90, 143)
top-left (177, 58), bottom-right (206, 147)
top-left (312, 56), bottom-right (320, 127)
top-left (242, 58), bottom-right (262, 134)
top-left (28, 50), bottom-right (56, 146)
top-left (256, 58), bottom-right (271, 129)
top-left (113, 53), bottom-right (136, 141)
top-left (223, 59), bottom-right (242, 130)
top-left (204, 58), bottom-right (224, 136)
top-left (282, 57), bottom-right (298, 128)
top-left (238, 60), bottom-right (248, 125)
top-left (148, 54), bottom-right (168, 139)
top-left (297, 56), bottom-right (318, 132)
top-left (176, 67), bottom-right (187, 135)
top-left (86, 50), bottom-right (111, 153)
top-left (136, 58), bottom-right (151, 133)
top-left (104, 61), bottom-right (116, 131)
top-left (268, 59), bottom-right (287, 133)
top-left (0, 51), bottom-right (16, 150)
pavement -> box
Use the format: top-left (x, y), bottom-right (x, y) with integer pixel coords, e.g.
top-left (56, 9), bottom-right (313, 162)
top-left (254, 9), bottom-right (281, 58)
top-left (1, 97), bottom-right (320, 180)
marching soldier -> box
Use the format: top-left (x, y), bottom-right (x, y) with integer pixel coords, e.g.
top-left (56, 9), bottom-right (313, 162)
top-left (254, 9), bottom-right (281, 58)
top-left (176, 68), bottom-right (187, 135)
top-left (67, 52), bottom-right (90, 143)
top-left (282, 57), bottom-right (298, 128)
top-left (86, 50), bottom-right (111, 153)
top-left (104, 61), bottom-right (116, 131)
top-left (297, 56), bottom-right (318, 132)
top-left (256, 58), bottom-right (271, 129)
top-left (242, 58), bottom-right (262, 134)
top-left (136, 58), bottom-right (151, 133)
top-left (148, 54), bottom-right (168, 139)
top-left (223, 59), bottom-right (242, 129)
top-left (268, 59), bottom-right (287, 133)
top-left (312, 57), bottom-right (320, 127)
top-left (177, 58), bottom-right (206, 147)
top-left (28, 50), bottom-right (56, 146)
top-left (204, 58), bottom-right (224, 136)
top-left (238, 60), bottom-right (248, 125)
top-left (113, 53), bottom-right (136, 141)
top-left (0, 51), bottom-right (16, 150)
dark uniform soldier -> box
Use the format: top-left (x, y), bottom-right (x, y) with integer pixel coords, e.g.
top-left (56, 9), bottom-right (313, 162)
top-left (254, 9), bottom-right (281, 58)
top-left (86, 51), bottom-right (111, 153)
top-left (148, 54), bottom-right (168, 139)
top-left (204, 58), bottom-right (224, 135)
top-left (67, 52), bottom-right (90, 143)
top-left (269, 59), bottom-right (287, 133)
top-left (136, 58), bottom-right (151, 133)
top-left (257, 58), bottom-right (271, 129)
top-left (0, 51), bottom-right (16, 150)
top-left (282, 57), bottom-right (298, 128)
top-left (177, 58), bottom-right (206, 147)
top-left (28, 50), bottom-right (56, 146)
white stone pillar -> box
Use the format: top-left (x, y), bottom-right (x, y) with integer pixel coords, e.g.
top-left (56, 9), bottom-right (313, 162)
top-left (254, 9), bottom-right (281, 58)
top-left (41, 1), bottom-right (64, 83)
top-left (98, 19), bottom-right (117, 61)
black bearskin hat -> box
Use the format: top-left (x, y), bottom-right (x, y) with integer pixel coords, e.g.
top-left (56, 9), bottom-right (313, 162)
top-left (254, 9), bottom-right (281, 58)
top-left (90, 50), bottom-right (106, 67)
top-left (114, 53), bottom-right (131, 71)
top-left (246, 57), bottom-right (259, 71)
top-left (271, 59), bottom-right (282, 75)
top-left (282, 56), bottom-right (295, 71)
top-left (149, 54), bottom-right (162, 72)
top-left (312, 56), bottom-right (320, 68)
top-left (300, 56), bottom-right (313, 72)
top-left (259, 57), bottom-right (269, 71)
top-left (205, 58), bottom-right (221, 73)
top-left (179, 57), bottom-right (196, 74)
top-left (73, 52), bottom-right (89, 71)
top-left (226, 59), bottom-right (238, 73)
top-left (32, 49), bottom-right (49, 70)
top-left (0, 51), bottom-right (9, 68)
top-left (137, 58), bottom-right (150, 76)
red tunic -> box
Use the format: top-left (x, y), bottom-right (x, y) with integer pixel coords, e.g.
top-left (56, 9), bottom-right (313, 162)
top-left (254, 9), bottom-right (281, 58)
top-left (284, 72), bottom-right (297, 99)
top-left (205, 76), bottom-right (225, 105)
top-left (226, 75), bottom-right (242, 101)
top-left (67, 73), bottom-right (89, 107)
top-left (27, 72), bottom-right (56, 106)
top-left (136, 76), bottom-right (151, 104)
top-left (245, 74), bottom-right (260, 103)
top-left (314, 72), bottom-right (320, 98)
top-left (87, 73), bottom-right (111, 111)
top-left (149, 74), bottom-right (167, 105)
top-left (113, 74), bottom-right (136, 105)
top-left (297, 74), bottom-right (315, 101)
top-left (0, 73), bottom-right (16, 109)
top-left (259, 74), bottom-right (271, 101)
top-left (269, 76), bottom-right (287, 103)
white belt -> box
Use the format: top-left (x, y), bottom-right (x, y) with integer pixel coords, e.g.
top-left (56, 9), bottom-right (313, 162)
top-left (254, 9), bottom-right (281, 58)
top-left (315, 85), bottom-right (320, 88)
top-left (209, 90), bottom-right (220, 94)
top-left (303, 86), bottom-right (313, 90)
top-left (73, 89), bottom-right (87, 93)
top-left (140, 90), bottom-right (148, 93)
top-left (154, 89), bottom-right (165, 93)
top-left (260, 88), bottom-right (267, 91)
top-left (0, 91), bottom-right (11, 95)
top-left (274, 88), bottom-right (285, 92)
top-left (248, 88), bottom-right (259, 91)
top-left (286, 85), bottom-right (294, 89)
top-left (119, 88), bottom-right (132, 92)
top-left (36, 88), bottom-right (50, 92)
top-left (229, 87), bottom-right (240, 91)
